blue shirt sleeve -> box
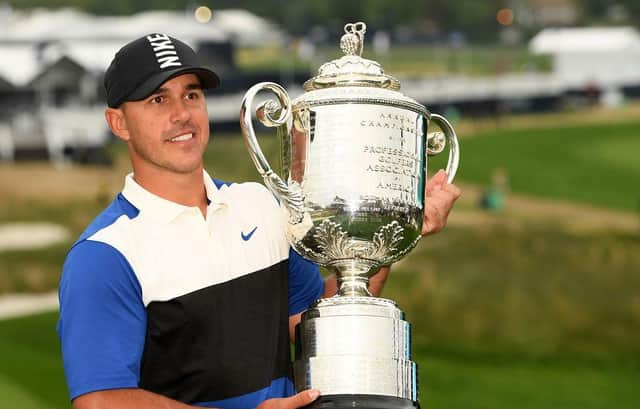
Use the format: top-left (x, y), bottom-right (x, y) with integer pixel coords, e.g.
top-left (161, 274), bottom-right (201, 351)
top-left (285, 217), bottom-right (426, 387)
top-left (288, 248), bottom-right (324, 315)
top-left (57, 240), bottom-right (147, 400)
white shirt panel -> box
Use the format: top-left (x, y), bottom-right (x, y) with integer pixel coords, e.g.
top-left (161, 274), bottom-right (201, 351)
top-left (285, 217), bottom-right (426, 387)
top-left (86, 173), bottom-right (289, 306)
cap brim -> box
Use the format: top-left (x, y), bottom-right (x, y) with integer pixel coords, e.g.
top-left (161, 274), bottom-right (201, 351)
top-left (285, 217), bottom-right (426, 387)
top-left (126, 66), bottom-right (220, 102)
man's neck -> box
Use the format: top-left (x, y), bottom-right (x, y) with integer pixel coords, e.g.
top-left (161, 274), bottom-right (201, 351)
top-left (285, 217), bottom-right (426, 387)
top-left (132, 167), bottom-right (208, 217)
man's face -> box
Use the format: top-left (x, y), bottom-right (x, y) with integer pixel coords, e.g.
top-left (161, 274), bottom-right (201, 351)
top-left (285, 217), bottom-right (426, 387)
top-left (117, 73), bottom-right (210, 176)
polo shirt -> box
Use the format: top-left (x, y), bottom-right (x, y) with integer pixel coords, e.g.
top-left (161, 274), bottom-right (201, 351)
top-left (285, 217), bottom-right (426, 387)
top-left (57, 170), bottom-right (324, 408)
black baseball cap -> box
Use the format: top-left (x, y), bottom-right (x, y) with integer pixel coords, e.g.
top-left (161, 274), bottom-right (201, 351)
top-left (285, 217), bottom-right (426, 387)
top-left (104, 33), bottom-right (220, 108)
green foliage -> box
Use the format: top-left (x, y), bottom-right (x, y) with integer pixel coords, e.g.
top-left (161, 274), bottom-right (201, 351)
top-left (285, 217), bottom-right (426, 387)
top-left (7, 0), bottom-right (640, 43)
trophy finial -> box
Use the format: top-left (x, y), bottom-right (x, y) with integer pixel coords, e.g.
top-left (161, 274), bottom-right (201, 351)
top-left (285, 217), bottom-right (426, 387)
top-left (305, 20), bottom-right (400, 91)
top-left (341, 21), bottom-right (367, 56)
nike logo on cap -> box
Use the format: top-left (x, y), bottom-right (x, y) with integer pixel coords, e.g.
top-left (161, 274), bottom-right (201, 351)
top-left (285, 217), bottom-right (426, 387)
top-left (146, 33), bottom-right (182, 69)
top-left (241, 226), bottom-right (258, 241)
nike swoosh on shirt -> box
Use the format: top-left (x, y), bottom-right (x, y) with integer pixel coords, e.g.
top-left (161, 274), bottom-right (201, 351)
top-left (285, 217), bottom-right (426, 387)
top-left (241, 226), bottom-right (258, 241)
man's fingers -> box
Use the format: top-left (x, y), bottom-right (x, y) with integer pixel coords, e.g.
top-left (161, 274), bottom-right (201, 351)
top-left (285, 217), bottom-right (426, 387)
top-left (294, 389), bottom-right (320, 407)
top-left (423, 200), bottom-right (445, 235)
top-left (286, 389), bottom-right (320, 409)
top-left (433, 168), bottom-right (447, 183)
top-left (422, 182), bottom-right (461, 236)
top-left (257, 389), bottom-right (320, 409)
top-left (426, 169), bottom-right (447, 192)
top-left (444, 182), bottom-right (462, 199)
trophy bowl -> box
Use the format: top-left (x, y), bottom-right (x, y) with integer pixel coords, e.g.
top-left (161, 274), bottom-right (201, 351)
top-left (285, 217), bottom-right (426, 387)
top-left (240, 21), bottom-right (459, 409)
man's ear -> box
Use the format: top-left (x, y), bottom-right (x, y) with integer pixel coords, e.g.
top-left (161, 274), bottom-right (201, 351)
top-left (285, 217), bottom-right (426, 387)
top-left (105, 107), bottom-right (130, 141)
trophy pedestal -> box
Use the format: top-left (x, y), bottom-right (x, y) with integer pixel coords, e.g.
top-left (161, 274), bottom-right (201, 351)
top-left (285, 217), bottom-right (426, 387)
top-left (294, 297), bottom-right (418, 407)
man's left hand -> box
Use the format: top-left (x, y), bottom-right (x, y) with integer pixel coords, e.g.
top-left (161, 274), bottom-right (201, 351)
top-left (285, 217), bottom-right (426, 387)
top-left (422, 169), bottom-right (461, 236)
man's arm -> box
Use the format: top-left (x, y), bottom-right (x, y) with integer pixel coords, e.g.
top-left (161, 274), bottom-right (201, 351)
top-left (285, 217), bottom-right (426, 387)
top-left (74, 388), bottom-right (320, 409)
top-left (73, 389), bottom-right (196, 409)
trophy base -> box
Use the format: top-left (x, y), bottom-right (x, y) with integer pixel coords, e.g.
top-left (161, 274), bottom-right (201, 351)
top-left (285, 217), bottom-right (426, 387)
top-left (305, 394), bottom-right (419, 409)
top-left (295, 297), bottom-right (418, 402)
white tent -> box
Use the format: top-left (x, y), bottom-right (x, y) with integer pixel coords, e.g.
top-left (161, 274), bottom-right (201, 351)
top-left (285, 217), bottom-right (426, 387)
top-left (1, 7), bottom-right (281, 46)
top-left (530, 27), bottom-right (640, 88)
top-left (0, 8), bottom-right (285, 87)
top-left (2, 8), bottom-right (227, 43)
top-left (0, 45), bottom-right (42, 87)
top-left (210, 8), bottom-right (285, 46)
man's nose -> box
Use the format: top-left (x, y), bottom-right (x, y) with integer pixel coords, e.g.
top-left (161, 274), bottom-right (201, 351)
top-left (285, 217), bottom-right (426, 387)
top-left (170, 99), bottom-right (192, 123)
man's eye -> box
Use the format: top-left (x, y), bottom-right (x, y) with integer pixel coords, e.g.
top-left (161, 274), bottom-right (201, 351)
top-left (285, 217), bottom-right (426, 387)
top-left (186, 91), bottom-right (201, 100)
top-left (150, 96), bottom-right (163, 104)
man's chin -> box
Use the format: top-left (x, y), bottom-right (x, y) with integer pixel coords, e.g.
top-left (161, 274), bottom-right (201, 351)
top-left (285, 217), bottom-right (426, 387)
top-left (172, 163), bottom-right (203, 175)
top-left (151, 158), bottom-right (203, 175)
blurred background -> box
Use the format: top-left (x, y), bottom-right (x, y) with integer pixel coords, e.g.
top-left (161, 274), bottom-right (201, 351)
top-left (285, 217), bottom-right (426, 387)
top-left (0, 1), bottom-right (639, 408)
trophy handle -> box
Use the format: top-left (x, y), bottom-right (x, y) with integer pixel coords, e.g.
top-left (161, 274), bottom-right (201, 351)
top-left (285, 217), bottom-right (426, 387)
top-left (427, 113), bottom-right (460, 183)
top-left (240, 82), bottom-right (305, 223)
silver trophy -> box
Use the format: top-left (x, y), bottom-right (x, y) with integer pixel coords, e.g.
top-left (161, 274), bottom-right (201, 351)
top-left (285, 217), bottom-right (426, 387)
top-left (240, 22), bottom-right (459, 409)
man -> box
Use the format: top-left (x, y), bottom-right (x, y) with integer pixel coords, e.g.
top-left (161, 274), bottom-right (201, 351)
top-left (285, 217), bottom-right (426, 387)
top-left (57, 34), bottom-right (461, 409)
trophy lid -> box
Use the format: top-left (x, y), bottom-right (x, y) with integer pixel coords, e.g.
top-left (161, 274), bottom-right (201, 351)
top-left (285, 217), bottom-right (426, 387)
top-left (303, 22), bottom-right (400, 91)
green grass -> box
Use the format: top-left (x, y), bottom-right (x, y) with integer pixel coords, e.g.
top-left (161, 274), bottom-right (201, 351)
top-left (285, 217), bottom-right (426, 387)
top-left (429, 120), bottom-right (640, 211)
top-left (360, 45), bottom-right (551, 77)
top-left (236, 45), bottom-right (551, 77)
top-left (0, 373), bottom-right (59, 409)
top-left (419, 354), bottom-right (639, 409)
top-left (0, 199), bottom-right (110, 294)
top-left (0, 244), bottom-right (71, 293)
top-left (203, 132), bottom-right (278, 183)
top-left (385, 224), bottom-right (640, 364)
top-left (0, 312), bottom-right (69, 408)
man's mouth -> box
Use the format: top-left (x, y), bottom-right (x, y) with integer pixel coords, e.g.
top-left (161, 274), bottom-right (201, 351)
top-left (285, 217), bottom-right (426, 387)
top-left (169, 133), bottom-right (194, 142)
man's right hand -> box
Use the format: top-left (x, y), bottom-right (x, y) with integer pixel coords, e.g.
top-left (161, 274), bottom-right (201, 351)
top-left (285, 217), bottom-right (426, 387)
top-left (257, 389), bottom-right (320, 409)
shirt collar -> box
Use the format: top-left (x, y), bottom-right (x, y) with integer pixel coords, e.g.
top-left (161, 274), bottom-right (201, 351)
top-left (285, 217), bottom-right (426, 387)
top-left (122, 170), bottom-right (227, 223)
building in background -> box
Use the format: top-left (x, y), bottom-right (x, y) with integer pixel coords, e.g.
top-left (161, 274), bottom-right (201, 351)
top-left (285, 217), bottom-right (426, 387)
top-left (0, 7), bottom-right (284, 163)
top-left (530, 26), bottom-right (640, 106)
top-left (530, 26), bottom-right (640, 88)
